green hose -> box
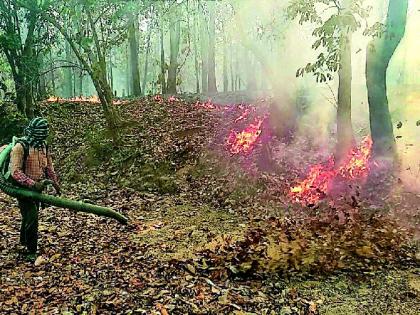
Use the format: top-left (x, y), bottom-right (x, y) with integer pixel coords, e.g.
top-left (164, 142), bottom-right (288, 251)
top-left (0, 144), bottom-right (128, 224)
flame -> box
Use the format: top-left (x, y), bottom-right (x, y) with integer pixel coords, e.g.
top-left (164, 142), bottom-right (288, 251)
top-left (154, 94), bottom-right (164, 103)
top-left (226, 118), bottom-right (264, 155)
top-left (168, 95), bottom-right (179, 103)
top-left (289, 158), bottom-right (336, 205)
top-left (234, 108), bottom-right (254, 123)
top-left (290, 137), bottom-right (373, 205)
top-left (46, 95), bottom-right (126, 105)
top-left (47, 96), bottom-right (60, 102)
top-left (339, 137), bottom-right (373, 180)
top-left (195, 99), bottom-right (219, 110)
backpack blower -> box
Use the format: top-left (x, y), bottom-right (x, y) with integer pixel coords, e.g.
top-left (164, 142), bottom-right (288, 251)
top-left (0, 137), bottom-right (128, 224)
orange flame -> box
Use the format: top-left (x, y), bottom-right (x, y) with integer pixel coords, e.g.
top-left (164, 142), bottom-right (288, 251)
top-left (47, 96), bottom-right (60, 102)
top-left (338, 137), bottom-right (373, 180)
top-left (154, 94), bottom-right (164, 103)
top-left (46, 95), bottom-right (126, 105)
top-left (234, 108), bottom-right (254, 123)
top-left (290, 137), bottom-right (373, 205)
top-left (168, 95), bottom-right (179, 103)
top-left (195, 99), bottom-right (218, 110)
top-left (226, 118), bottom-right (264, 155)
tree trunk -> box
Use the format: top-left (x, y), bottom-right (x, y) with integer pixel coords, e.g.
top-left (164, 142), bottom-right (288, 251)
top-left (126, 43), bottom-right (130, 97)
top-left (36, 53), bottom-right (47, 100)
top-left (246, 51), bottom-right (256, 91)
top-left (92, 66), bottom-right (120, 135)
top-left (128, 16), bottom-right (142, 97)
top-left (336, 33), bottom-right (355, 163)
top-left (45, 12), bottom-right (119, 140)
top-left (194, 10), bottom-right (200, 94)
top-left (200, 9), bottom-right (208, 94)
top-left (160, 27), bottom-right (166, 94)
top-left (50, 50), bottom-right (56, 94)
top-left (223, 29), bottom-right (228, 93)
top-left (142, 27), bottom-right (152, 95)
top-left (64, 42), bottom-right (73, 98)
top-left (207, 0), bottom-right (217, 93)
top-left (24, 83), bottom-right (34, 118)
top-left (366, 0), bottom-right (408, 159)
top-left (109, 52), bottom-right (114, 93)
top-left (78, 63), bottom-right (84, 95)
top-left (230, 44), bottom-right (234, 91)
top-left (14, 74), bottom-right (26, 114)
top-left (167, 12), bottom-right (181, 94)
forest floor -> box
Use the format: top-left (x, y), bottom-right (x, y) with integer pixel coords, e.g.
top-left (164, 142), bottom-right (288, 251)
top-left (0, 95), bottom-right (419, 314)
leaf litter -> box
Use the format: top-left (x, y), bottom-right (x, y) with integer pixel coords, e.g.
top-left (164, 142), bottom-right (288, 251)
top-left (0, 95), bottom-right (419, 314)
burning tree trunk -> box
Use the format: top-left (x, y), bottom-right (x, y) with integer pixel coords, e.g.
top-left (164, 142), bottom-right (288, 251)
top-left (366, 0), bottom-right (408, 160)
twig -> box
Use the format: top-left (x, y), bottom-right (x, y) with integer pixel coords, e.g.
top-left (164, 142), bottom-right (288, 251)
top-left (324, 81), bottom-right (338, 108)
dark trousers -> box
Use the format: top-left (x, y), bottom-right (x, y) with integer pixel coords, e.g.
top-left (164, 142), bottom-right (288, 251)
top-left (18, 198), bottom-right (39, 254)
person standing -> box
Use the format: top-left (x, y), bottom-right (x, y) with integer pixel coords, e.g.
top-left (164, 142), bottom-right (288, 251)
top-left (8, 117), bottom-right (60, 261)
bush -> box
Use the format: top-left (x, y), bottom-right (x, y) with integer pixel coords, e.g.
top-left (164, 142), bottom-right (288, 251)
top-left (0, 102), bottom-right (27, 145)
top-left (84, 129), bottom-right (114, 167)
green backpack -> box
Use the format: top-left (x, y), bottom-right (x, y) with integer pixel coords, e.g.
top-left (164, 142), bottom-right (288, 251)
top-left (1, 137), bottom-right (30, 181)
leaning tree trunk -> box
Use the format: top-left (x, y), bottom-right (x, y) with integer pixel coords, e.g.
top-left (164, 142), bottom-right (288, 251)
top-left (96, 79), bottom-right (120, 142)
top-left (366, 0), bottom-right (408, 159)
top-left (167, 13), bottom-right (181, 94)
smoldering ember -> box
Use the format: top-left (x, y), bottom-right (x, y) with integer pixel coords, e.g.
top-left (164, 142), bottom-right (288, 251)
top-left (0, 0), bottom-right (419, 314)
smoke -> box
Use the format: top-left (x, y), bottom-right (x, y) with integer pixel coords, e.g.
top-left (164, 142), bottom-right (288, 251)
top-left (222, 0), bottom-right (419, 190)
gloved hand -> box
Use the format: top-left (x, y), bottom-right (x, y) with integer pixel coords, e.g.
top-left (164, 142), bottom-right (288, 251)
top-left (52, 182), bottom-right (61, 196)
top-left (32, 179), bottom-right (54, 192)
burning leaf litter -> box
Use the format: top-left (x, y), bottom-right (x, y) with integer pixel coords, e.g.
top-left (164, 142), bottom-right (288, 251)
top-left (226, 117), bottom-right (265, 155)
top-left (46, 95), bottom-right (128, 105)
top-left (290, 137), bottom-right (373, 205)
